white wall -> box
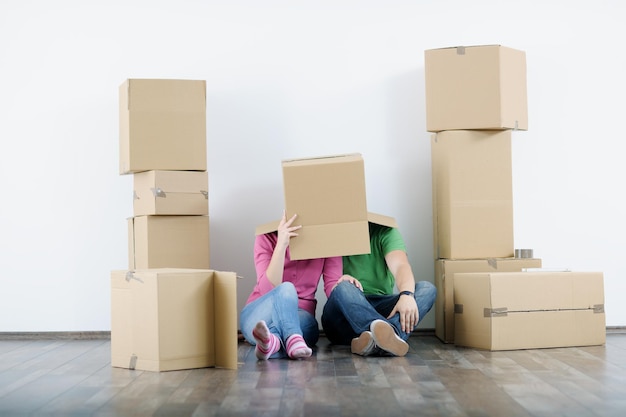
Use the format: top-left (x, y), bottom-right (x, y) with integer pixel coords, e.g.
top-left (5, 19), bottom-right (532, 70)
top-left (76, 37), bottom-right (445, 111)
top-left (1, 0), bottom-right (624, 332)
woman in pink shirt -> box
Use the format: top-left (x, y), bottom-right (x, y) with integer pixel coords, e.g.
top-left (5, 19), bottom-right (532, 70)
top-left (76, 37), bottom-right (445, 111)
top-left (240, 211), bottom-right (343, 360)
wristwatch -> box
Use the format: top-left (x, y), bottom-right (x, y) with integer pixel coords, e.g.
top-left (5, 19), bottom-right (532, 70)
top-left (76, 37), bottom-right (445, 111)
top-left (399, 290), bottom-right (414, 297)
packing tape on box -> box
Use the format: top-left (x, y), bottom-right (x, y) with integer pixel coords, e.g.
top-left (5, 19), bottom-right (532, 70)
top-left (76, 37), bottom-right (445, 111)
top-left (515, 249), bottom-right (533, 259)
top-left (456, 46), bottom-right (465, 55)
top-left (151, 187), bottom-right (166, 198)
top-left (484, 307), bottom-right (508, 318)
top-left (125, 271), bottom-right (144, 283)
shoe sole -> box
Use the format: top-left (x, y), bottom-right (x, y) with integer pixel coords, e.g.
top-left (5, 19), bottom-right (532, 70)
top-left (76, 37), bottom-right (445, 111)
top-left (370, 320), bottom-right (409, 357)
top-left (351, 331), bottom-right (375, 356)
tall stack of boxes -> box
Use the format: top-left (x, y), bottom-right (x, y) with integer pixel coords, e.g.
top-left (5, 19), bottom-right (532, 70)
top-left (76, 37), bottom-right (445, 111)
top-left (111, 79), bottom-right (237, 371)
top-left (425, 45), bottom-right (605, 350)
top-left (120, 79), bottom-right (210, 269)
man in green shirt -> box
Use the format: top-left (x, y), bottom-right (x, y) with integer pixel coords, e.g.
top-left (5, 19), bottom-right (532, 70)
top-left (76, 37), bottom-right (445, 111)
top-left (321, 222), bottom-right (436, 356)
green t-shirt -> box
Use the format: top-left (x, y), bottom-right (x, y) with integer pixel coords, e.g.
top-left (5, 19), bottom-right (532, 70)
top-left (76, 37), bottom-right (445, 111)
top-left (342, 223), bottom-right (406, 295)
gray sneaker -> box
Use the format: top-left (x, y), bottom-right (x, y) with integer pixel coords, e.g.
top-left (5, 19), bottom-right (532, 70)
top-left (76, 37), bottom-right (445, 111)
top-left (370, 319), bottom-right (409, 357)
top-left (351, 331), bottom-right (376, 356)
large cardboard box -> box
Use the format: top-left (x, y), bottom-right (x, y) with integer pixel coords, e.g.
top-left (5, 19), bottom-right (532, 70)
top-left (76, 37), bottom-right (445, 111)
top-left (431, 130), bottom-right (514, 259)
top-left (424, 44), bottom-right (528, 132)
top-left (119, 79), bottom-right (207, 174)
top-left (281, 154), bottom-right (369, 260)
top-left (128, 215), bottom-right (210, 269)
top-left (133, 170), bottom-right (209, 216)
top-left (110, 268), bottom-right (238, 371)
top-left (454, 271), bottom-right (605, 350)
top-left (435, 258), bottom-right (542, 343)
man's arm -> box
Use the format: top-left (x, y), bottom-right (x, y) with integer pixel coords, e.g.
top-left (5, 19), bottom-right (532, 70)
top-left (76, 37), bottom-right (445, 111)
top-left (385, 250), bottom-right (419, 333)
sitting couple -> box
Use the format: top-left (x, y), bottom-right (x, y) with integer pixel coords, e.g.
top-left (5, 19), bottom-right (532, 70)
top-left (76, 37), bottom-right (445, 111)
top-left (240, 211), bottom-right (437, 360)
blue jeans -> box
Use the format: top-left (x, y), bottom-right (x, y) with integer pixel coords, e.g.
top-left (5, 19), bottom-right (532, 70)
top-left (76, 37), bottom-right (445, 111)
top-left (321, 281), bottom-right (437, 345)
top-left (240, 282), bottom-right (320, 358)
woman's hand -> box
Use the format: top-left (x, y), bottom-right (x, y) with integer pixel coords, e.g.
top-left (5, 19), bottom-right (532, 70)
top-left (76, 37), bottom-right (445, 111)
top-left (265, 210), bottom-right (302, 287)
top-left (276, 210), bottom-right (302, 251)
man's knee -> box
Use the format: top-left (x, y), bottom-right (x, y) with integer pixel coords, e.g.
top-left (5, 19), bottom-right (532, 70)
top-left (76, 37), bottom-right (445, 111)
top-left (334, 280), bottom-right (360, 297)
top-left (416, 281), bottom-right (437, 297)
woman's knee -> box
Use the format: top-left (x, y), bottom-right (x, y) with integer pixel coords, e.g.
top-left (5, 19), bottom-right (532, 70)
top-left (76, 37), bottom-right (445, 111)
top-left (275, 281), bottom-right (297, 297)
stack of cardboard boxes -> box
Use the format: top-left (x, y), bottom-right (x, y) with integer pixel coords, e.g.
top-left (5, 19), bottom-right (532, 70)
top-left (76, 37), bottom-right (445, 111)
top-left (425, 45), bottom-right (605, 350)
top-left (121, 79), bottom-right (210, 269)
top-left (110, 79), bottom-right (237, 371)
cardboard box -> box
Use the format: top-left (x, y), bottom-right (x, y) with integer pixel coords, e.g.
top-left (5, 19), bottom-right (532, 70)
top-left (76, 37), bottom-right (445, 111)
top-left (431, 130), bottom-right (514, 259)
top-left (425, 44), bottom-right (528, 132)
top-left (110, 268), bottom-right (238, 371)
top-left (435, 258), bottom-right (542, 343)
top-left (119, 79), bottom-right (207, 174)
top-left (133, 170), bottom-right (209, 216)
top-left (454, 271), bottom-right (605, 350)
top-left (128, 216), bottom-right (209, 269)
top-left (281, 154), bottom-right (369, 260)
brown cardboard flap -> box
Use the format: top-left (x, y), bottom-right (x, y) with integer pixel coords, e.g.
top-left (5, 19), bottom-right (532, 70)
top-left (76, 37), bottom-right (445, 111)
top-left (367, 212), bottom-right (397, 228)
top-left (214, 271), bottom-right (238, 370)
top-left (255, 219), bottom-right (281, 236)
top-left (256, 212), bottom-right (397, 236)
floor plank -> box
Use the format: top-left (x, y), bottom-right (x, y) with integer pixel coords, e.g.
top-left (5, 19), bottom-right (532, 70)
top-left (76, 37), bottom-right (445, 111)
top-left (0, 334), bottom-right (625, 416)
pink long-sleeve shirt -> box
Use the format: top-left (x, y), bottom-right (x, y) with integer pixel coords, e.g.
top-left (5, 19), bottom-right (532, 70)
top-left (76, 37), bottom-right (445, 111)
top-left (245, 232), bottom-right (343, 316)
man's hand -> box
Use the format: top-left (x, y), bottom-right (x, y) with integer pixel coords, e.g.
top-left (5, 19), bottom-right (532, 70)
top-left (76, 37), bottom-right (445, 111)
top-left (332, 274), bottom-right (363, 291)
top-left (388, 295), bottom-right (419, 333)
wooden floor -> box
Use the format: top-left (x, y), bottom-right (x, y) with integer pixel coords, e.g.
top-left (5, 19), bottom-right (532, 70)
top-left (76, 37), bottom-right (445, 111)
top-left (1, 332), bottom-right (626, 417)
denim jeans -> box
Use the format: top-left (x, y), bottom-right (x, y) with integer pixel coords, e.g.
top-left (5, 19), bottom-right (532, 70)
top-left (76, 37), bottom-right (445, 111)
top-left (240, 282), bottom-right (320, 358)
top-left (321, 280), bottom-right (437, 345)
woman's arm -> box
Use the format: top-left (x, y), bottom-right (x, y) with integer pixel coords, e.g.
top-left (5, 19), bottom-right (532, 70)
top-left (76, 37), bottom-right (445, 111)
top-left (255, 211), bottom-right (301, 288)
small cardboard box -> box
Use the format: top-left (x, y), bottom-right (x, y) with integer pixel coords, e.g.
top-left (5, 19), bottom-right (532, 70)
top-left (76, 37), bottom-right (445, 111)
top-left (453, 271), bottom-right (606, 350)
top-left (425, 44), bottom-right (528, 132)
top-left (119, 79), bottom-right (207, 174)
top-left (110, 268), bottom-right (238, 371)
top-left (128, 216), bottom-right (209, 269)
top-left (431, 130), bottom-right (514, 259)
top-left (133, 170), bottom-right (209, 216)
top-left (435, 258), bottom-right (542, 343)
top-left (281, 154), bottom-right (369, 260)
